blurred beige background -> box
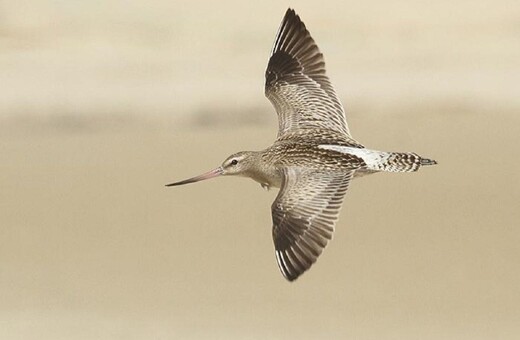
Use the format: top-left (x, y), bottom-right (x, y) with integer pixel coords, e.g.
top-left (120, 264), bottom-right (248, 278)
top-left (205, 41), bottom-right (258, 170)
top-left (1, 1), bottom-right (519, 339)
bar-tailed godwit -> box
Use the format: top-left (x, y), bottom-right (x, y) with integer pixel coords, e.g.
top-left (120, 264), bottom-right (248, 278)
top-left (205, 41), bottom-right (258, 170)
top-left (167, 8), bottom-right (436, 281)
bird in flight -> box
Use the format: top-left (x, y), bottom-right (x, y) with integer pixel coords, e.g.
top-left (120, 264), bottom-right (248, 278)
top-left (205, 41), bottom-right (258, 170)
top-left (167, 8), bottom-right (436, 281)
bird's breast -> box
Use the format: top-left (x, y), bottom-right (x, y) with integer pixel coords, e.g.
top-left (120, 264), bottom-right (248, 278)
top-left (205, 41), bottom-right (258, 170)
top-left (246, 166), bottom-right (283, 189)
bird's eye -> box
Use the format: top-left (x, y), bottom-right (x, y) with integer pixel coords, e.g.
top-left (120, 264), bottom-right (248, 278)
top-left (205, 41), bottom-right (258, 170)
top-left (231, 159), bottom-right (238, 166)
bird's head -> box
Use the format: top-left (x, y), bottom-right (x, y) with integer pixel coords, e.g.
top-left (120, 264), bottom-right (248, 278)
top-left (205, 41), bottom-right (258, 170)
top-left (165, 151), bottom-right (257, 187)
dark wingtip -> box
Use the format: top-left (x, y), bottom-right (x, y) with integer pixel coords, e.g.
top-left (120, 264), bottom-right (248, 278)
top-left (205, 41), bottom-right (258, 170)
top-left (286, 275), bottom-right (299, 282)
top-left (284, 8), bottom-right (301, 24)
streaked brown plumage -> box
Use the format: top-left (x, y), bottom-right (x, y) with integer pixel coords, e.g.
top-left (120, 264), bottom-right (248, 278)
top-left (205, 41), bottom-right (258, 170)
top-left (167, 8), bottom-right (437, 281)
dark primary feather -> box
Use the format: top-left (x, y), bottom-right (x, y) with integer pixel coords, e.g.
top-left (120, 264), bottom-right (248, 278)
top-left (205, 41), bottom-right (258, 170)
top-left (272, 168), bottom-right (354, 281)
top-left (265, 8), bottom-right (351, 139)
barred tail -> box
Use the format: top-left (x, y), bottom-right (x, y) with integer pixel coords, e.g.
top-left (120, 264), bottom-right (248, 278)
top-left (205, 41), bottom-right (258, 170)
top-left (380, 152), bottom-right (437, 172)
top-left (420, 157), bottom-right (438, 166)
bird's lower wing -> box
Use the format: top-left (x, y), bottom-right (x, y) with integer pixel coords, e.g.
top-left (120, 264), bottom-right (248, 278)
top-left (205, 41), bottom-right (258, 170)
top-left (272, 167), bottom-right (354, 281)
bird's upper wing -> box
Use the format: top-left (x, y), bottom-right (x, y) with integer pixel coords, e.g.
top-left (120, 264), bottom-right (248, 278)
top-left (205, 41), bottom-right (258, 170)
top-left (265, 8), bottom-right (351, 139)
top-left (272, 167), bottom-right (354, 281)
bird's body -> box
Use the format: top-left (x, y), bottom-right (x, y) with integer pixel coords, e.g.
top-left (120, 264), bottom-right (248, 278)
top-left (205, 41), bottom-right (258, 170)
top-left (233, 135), bottom-right (361, 189)
top-left (167, 9), bottom-right (437, 281)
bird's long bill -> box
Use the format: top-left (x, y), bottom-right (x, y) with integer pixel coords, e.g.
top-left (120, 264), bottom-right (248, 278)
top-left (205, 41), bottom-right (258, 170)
top-left (165, 167), bottom-right (223, 187)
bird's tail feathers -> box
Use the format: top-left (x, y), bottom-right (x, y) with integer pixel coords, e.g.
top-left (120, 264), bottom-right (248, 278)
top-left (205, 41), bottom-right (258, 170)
top-left (317, 145), bottom-right (436, 173)
top-left (378, 152), bottom-right (437, 172)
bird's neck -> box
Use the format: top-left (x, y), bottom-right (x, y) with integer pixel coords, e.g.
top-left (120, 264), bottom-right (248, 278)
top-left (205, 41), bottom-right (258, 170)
top-left (244, 151), bottom-right (283, 189)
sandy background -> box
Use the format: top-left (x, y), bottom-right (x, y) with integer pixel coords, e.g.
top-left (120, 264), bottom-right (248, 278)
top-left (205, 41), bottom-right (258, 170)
top-left (1, 1), bottom-right (520, 339)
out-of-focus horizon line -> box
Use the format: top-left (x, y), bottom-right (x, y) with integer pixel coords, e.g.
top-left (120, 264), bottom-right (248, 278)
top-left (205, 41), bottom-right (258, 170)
top-left (1, 1), bottom-right (519, 123)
